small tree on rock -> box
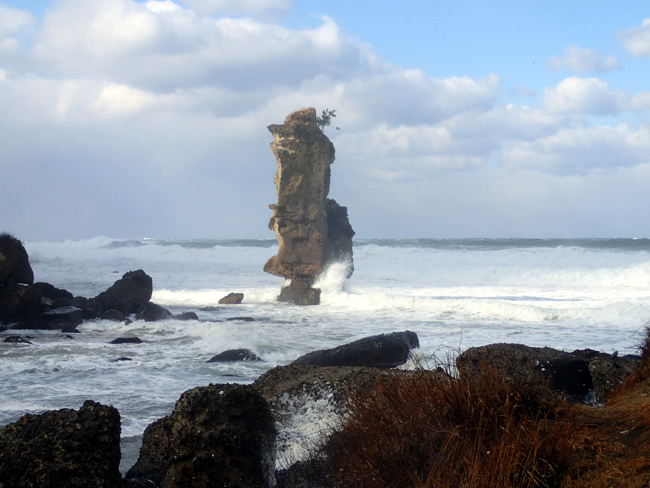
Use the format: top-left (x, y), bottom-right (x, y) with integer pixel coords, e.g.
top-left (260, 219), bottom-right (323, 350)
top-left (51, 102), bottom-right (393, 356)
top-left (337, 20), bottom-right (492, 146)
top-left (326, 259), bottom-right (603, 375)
top-left (316, 109), bottom-right (340, 132)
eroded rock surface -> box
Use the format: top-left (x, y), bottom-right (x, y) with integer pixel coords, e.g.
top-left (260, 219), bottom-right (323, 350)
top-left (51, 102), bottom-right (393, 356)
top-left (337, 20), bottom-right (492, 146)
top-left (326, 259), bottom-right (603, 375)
top-left (264, 108), bottom-right (354, 305)
top-left (0, 400), bottom-right (122, 488)
top-left (125, 384), bottom-right (276, 488)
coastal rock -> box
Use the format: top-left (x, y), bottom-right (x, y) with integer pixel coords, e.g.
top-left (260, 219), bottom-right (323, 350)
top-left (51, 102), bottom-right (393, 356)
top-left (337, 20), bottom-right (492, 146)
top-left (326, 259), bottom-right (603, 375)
top-left (110, 337), bottom-right (142, 344)
top-left (125, 384), bottom-right (276, 488)
top-left (218, 292), bottom-right (244, 304)
top-left (102, 309), bottom-right (127, 322)
top-left (32, 282), bottom-right (74, 305)
top-left (0, 400), bottom-right (121, 488)
top-left (172, 311), bottom-right (199, 321)
top-left (40, 306), bottom-right (84, 330)
top-left (0, 284), bottom-right (43, 327)
top-left (136, 302), bottom-right (171, 322)
top-left (207, 348), bottom-right (262, 362)
top-left (91, 269), bottom-right (153, 316)
top-left (0, 233), bottom-right (34, 288)
top-left (291, 331), bottom-right (420, 368)
top-left (264, 108), bottom-right (354, 305)
top-left (456, 343), bottom-right (620, 402)
top-left (3, 335), bottom-right (32, 344)
top-left (587, 353), bottom-right (639, 402)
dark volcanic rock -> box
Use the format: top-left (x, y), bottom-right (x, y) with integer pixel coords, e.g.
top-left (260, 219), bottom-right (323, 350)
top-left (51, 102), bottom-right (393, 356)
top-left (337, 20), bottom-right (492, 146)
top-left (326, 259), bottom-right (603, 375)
top-left (226, 316), bottom-right (255, 322)
top-left (3, 335), bottom-right (32, 344)
top-left (126, 384), bottom-right (276, 488)
top-left (172, 311), bottom-right (199, 321)
top-left (456, 344), bottom-right (639, 403)
top-left (110, 337), bottom-right (142, 344)
top-left (32, 282), bottom-right (74, 303)
top-left (92, 269), bottom-right (152, 316)
top-left (40, 306), bottom-right (84, 330)
top-left (136, 302), bottom-right (171, 322)
top-left (0, 233), bottom-right (34, 287)
top-left (1, 285), bottom-right (43, 328)
top-left (264, 108), bottom-right (354, 305)
top-left (218, 292), bottom-right (244, 304)
top-left (291, 331), bottom-right (420, 368)
top-left (0, 400), bottom-right (121, 488)
top-left (102, 309), bottom-right (127, 322)
top-left (207, 348), bottom-right (262, 362)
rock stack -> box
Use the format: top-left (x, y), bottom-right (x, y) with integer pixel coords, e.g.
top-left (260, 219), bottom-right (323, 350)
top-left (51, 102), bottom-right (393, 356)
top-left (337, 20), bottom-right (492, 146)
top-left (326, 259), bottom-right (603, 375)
top-left (264, 108), bottom-right (354, 305)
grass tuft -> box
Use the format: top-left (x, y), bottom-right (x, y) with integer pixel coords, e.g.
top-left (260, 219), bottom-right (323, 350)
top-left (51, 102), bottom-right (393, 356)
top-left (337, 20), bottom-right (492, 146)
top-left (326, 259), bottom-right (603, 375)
top-left (321, 364), bottom-right (580, 488)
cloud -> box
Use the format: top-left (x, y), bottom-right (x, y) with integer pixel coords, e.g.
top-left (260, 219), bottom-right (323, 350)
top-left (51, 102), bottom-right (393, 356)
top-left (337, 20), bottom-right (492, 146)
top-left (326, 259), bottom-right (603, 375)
top-left (620, 18), bottom-right (650, 57)
top-left (547, 45), bottom-right (620, 74)
top-left (0, 5), bottom-right (35, 55)
top-left (3, 0), bottom-right (650, 239)
top-left (178, 0), bottom-right (292, 16)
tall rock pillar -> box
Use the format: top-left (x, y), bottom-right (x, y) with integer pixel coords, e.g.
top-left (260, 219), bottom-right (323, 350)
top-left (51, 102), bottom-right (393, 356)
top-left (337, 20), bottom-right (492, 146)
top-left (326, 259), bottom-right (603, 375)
top-left (264, 108), bottom-right (354, 305)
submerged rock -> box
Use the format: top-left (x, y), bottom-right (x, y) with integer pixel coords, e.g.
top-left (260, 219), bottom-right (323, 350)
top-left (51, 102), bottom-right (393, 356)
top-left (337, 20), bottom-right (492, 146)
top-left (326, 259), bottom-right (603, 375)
top-left (0, 400), bottom-right (121, 488)
top-left (125, 384), bottom-right (276, 488)
top-left (292, 331), bottom-right (420, 368)
top-left (110, 337), bottom-right (142, 344)
top-left (264, 108), bottom-right (354, 305)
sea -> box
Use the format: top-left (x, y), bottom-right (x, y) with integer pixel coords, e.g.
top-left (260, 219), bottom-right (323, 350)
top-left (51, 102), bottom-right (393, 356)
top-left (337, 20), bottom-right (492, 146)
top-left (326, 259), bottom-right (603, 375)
top-left (2, 237), bottom-right (650, 471)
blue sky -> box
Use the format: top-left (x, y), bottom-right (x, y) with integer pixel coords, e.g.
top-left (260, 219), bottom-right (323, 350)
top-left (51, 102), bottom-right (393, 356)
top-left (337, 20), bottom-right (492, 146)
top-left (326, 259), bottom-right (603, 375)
top-left (1, 0), bottom-right (650, 239)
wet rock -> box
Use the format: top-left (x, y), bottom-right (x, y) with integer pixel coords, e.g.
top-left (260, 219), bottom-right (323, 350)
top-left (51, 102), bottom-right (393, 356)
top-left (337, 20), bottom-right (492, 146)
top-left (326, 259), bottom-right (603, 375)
top-left (136, 302), bottom-right (171, 322)
top-left (110, 337), bottom-right (142, 344)
top-left (218, 292), bottom-right (244, 304)
top-left (264, 108), bottom-right (354, 305)
top-left (291, 331), bottom-right (420, 368)
top-left (0, 400), bottom-right (121, 488)
top-left (0, 285), bottom-right (43, 328)
top-left (32, 282), bottom-right (74, 304)
top-left (102, 309), bottom-right (126, 322)
top-left (40, 306), bottom-right (84, 330)
top-left (110, 357), bottom-right (133, 362)
top-left (0, 233), bottom-right (33, 287)
top-left (172, 311), bottom-right (199, 321)
top-left (588, 354), bottom-right (639, 403)
top-left (226, 316), bottom-right (255, 322)
top-left (91, 269), bottom-right (152, 316)
top-left (61, 324), bottom-right (80, 334)
top-left (125, 384), bottom-right (276, 488)
top-left (207, 348), bottom-right (262, 362)
top-left (3, 335), bottom-right (32, 344)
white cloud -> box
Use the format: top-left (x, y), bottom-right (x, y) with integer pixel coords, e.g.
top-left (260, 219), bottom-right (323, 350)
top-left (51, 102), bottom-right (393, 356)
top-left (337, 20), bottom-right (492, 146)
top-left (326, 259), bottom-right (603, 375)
top-left (542, 77), bottom-right (624, 115)
top-left (620, 18), bottom-right (650, 57)
top-left (179, 0), bottom-right (291, 16)
top-left (547, 45), bottom-right (620, 74)
top-left (0, 5), bottom-right (35, 55)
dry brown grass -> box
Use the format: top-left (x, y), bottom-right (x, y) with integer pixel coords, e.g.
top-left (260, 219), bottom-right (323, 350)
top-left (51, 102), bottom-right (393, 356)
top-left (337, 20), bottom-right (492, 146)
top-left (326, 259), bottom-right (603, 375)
top-left (322, 366), bottom-right (582, 488)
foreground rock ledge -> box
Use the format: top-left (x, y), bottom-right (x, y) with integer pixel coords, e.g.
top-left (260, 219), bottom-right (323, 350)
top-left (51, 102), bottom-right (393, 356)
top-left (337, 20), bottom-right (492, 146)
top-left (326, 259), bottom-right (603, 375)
top-left (264, 108), bottom-right (354, 305)
top-left (0, 400), bottom-right (122, 488)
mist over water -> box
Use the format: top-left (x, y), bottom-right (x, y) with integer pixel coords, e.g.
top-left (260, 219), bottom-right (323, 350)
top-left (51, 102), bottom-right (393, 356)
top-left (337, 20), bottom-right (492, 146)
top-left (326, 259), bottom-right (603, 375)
top-left (2, 237), bottom-right (650, 446)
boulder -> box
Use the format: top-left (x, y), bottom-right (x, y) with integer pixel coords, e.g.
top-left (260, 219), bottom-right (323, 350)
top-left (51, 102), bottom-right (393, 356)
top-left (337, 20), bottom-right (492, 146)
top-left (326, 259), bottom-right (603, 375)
top-left (110, 337), bottom-right (142, 344)
top-left (102, 309), bottom-right (127, 322)
top-left (91, 269), bottom-right (152, 316)
top-left (207, 348), bottom-right (262, 362)
top-left (0, 400), bottom-right (121, 488)
top-left (125, 384), bottom-right (276, 488)
top-left (455, 343), bottom-right (635, 402)
top-left (264, 108), bottom-right (354, 305)
top-left (3, 335), bottom-right (32, 344)
top-left (0, 285), bottom-right (43, 328)
top-left (172, 311), bottom-right (199, 321)
top-left (0, 233), bottom-right (33, 288)
top-left (32, 282), bottom-right (74, 304)
top-left (291, 331), bottom-right (420, 368)
top-left (39, 306), bottom-right (84, 330)
top-left (218, 292), bottom-right (244, 304)
top-left (136, 302), bottom-right (171, 322)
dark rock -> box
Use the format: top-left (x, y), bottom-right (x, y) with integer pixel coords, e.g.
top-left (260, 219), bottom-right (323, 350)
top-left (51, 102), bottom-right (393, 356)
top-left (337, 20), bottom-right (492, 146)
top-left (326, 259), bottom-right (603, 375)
top-left (110, 337), bottom-right (142, 344)
top-left (207, 348), bottom-right (262, 362)
top-left (264, 108), bottom-right (354, 305)
top-left (110, 357), bottom-right (133, 362)
top-left (32, 282), bottom-right (74, 302)
top-left (0, 399), bottom-right (121, 488)
top-left (456, 343), bottom-right (599, 402)
top-left (0, 233), bottom-right (33, 287)
top-left (588, 354), bottom-right (639, 402)
top-left (91, 269), bottom-right (152, 316)
top-left (3, 335), bottom-right (32, 344)
top-left (136, 302), bottom-right (171, 322)
top-left (61, 324), bottom-right (80, 334)
top-left (218, 292), bottom-right (244, 304)
top-left (291, 331), bottom-right (420, 368)
top-left (40, 306), bottom-right (84, 330)
top-left (172, 311), bottom-right (199, 321)
top-left (102, 309), bottom-right (126, 322)
top-left (69, 296), bottom-right (99, 320)
top-left (199, 306), bottom-right (222, 312)
top-left (226, 316), bottom-right (255, 322)
top-left (0, 285), bottom-right (43, 328)
top-left (125, 384), bottom-right (276, 488)
top-left (276, 459), bottom-right (329, 488)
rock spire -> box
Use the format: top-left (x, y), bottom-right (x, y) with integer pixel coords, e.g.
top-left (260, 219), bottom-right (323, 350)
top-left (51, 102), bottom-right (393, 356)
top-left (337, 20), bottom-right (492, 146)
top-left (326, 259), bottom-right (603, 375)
top-left (264, 108), bottom-right (354, 305)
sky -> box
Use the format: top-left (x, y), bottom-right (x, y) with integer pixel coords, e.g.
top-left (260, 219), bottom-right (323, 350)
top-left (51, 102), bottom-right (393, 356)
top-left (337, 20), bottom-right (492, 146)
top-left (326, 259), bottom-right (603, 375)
top-left (2, 0), bottom-right (650, 240)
